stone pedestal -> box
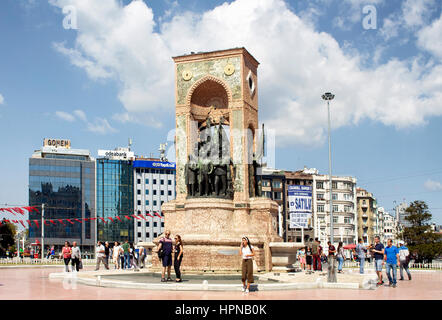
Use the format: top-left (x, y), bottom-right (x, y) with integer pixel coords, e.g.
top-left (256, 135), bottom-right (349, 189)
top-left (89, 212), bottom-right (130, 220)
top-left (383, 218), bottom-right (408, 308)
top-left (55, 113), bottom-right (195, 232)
top-left (151, 197), bottom-right (282, 272)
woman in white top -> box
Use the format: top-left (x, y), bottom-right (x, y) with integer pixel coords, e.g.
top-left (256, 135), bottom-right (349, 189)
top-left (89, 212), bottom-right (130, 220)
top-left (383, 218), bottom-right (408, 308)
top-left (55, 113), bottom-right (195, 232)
top-left (113, 242), bottom-right (121, 269)
top-left (239, 236), bottom-right (255, 293)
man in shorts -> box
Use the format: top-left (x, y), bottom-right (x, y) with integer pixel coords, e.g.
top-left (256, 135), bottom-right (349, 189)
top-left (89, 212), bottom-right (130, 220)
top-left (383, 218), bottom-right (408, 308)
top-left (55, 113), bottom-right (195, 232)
top-left (372, 236), bottom-right (385, 286)
top-left (158, 230), bottom-right (173, 282)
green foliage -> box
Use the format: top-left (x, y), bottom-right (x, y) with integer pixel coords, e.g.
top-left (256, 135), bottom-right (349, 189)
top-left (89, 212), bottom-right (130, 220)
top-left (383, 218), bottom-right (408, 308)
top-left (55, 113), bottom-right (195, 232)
top-left (402, 201), bottom-right (442, 263)
top-left (0, 219), bottom-right (18, 256)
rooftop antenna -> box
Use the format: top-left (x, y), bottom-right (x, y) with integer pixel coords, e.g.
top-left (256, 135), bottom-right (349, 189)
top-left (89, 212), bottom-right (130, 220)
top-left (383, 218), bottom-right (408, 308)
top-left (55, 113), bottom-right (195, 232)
top-left (128, 138), bottom-right (133, 151)
top-left (159, 143), bottom-right (168, 161)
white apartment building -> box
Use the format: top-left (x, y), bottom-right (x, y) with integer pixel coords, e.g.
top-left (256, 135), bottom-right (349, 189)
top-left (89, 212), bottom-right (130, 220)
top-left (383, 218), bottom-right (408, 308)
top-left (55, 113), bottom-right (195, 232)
top-left (383, 213), bottom-right (397, 243)
top-left (312, 173), bottom-right (358, 246)
top-left (133, 158), bottom-right (176, 243)
top-left (375, 207), bottom-right (385, 242)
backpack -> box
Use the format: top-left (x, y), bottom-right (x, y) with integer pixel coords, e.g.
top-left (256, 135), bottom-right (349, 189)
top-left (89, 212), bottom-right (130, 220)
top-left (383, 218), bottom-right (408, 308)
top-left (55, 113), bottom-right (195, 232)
top-left (399, 248), bottom-right (409, 262)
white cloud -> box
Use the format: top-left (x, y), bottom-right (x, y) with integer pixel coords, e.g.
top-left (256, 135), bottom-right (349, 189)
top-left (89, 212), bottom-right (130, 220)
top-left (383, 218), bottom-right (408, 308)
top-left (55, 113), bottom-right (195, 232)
top-left (73, 109), bottom-right (87, 122)
top-left (55, 111), bottom-right (76, 122)
top-left (87, 118), bottom-right (117, 134)
top-left (49, 0), bottom-right (442, 146)
top-left (0, 93), bottom-right (4, 105)
top-left (424, 179), bottom-right (442, 191)
top-left (417, 13), bottom-right (442, 60)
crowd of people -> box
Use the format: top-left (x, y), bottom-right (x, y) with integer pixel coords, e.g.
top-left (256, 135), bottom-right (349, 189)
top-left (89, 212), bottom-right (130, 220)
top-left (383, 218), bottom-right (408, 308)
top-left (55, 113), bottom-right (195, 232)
top-left (296, 236), bottom-right (413, 287)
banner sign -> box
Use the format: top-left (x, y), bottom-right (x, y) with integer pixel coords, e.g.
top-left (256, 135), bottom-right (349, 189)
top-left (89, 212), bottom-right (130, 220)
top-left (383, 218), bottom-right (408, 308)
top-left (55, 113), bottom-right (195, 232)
top-left (133, 160), bottom-right (176, 169)
top-left (288, 185), bottom-right (312, 229)
top-left (98, 149), bottom-right (135, 160)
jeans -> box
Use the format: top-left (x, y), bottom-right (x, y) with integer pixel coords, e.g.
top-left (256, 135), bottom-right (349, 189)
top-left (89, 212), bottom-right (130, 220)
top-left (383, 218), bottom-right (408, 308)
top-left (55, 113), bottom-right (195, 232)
top-left (337, 256), bottom-right (344, 271)
top-left (124, 253), bottom-right (131, 269)
top-left (313, 254), bottom-right (322, 271)
top-left (359, 257), bottom-right (365, 274)
top-left (386, 263), bottom-right (397, 285)
top-left (71, 258), bottom-right (81, 272)
top-left (400, 263), bottom-right (411, 280)
top-left (63, 258), bottom-right (71, 272)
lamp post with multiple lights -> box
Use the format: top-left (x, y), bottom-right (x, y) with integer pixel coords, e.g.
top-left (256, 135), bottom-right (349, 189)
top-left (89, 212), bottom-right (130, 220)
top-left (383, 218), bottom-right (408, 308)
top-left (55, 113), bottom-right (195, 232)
top-left (322, 92), bottom-right (335, 244)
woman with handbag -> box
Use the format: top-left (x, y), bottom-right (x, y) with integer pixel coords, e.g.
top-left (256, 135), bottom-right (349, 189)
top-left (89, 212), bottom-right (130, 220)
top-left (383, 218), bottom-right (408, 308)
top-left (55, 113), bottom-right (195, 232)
top-left (336, 241), bottom-right (345, 273)
top-left (174, 235), bottom-right (184, 282)
top-left (239, 236), bottom-right (255, 293)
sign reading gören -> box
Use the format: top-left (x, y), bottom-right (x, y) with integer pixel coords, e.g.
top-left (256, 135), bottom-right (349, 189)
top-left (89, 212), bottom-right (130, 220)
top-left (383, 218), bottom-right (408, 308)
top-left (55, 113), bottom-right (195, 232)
top-left (288, 185), bottom-right (312, 229)
top-left (43, 138), bottom-right (71, 148)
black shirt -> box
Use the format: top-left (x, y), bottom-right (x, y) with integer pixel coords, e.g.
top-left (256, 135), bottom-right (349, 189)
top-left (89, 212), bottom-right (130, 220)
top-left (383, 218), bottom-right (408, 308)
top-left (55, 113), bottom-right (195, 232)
top-left (374, 243), bottom-right (384, 260)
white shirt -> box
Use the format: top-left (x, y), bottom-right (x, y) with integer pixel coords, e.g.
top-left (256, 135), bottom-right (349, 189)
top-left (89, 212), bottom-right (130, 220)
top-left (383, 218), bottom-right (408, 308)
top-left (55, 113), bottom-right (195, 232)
top-left (96, 245), bottom-right (105, 258)
top-left (112, 246), bottom-right (120, 259)
top-left (241, 245), bottom-right (254, 259)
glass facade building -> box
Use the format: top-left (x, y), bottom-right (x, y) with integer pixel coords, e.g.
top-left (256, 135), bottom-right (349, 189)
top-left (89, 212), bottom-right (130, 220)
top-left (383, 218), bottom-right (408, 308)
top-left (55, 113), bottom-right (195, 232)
top-left (29, 146), bottom-right (96, 253)
top-left (96, 159), bottom-right (134, 243)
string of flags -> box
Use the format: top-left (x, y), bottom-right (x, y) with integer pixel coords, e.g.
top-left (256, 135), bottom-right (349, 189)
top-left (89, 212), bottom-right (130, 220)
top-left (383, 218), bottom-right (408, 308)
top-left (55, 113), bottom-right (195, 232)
top-left (0, 206), bottom-right (163, 227)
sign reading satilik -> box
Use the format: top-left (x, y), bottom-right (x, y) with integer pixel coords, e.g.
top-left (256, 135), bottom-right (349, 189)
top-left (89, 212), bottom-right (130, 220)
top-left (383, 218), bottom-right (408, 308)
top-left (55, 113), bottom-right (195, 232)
top-left (288, 185), bottom-right (312, 229)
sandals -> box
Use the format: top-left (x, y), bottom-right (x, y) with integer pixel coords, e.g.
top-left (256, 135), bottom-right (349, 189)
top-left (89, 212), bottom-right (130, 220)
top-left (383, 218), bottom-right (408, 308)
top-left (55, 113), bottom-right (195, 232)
top-left (161, 278), bottom-right (166, 282)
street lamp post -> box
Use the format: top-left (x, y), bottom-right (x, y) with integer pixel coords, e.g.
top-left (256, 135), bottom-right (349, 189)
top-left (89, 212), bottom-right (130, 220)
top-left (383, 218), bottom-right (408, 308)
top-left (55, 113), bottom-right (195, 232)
top-left (322, 92), bottom-right (335, 244)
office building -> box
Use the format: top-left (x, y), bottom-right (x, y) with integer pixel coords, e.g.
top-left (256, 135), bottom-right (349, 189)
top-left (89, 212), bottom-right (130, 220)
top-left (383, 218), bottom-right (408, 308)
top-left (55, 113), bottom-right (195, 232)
top-left (29, 138), bottom-right (96, 253)
top-left (395, 201), bottom-right (410, 229)
top-left (383, 213), bottom-right (397, 243)
top-left (133, 158), bottom-right (176, 242)
top-left (96, 147), bottom-right (134, 243)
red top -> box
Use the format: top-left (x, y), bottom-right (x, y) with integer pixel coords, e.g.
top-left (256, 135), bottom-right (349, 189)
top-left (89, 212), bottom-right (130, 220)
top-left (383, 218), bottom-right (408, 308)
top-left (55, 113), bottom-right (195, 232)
top-left (62, 246), bottom-right (71, 259)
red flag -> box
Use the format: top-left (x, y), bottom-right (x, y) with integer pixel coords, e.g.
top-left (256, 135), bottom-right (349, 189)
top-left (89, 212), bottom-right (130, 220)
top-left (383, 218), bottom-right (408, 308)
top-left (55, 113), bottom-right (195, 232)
top-left (23, 206), bottom-right (33, 213)
top-left (19, 220), bottom-right (26, 227)
top-left (154, 212), bottom-right (162, 218)
top-left (108, 217), bottom-right (114, 223)
top-left (89, 217), bottom-right (97, 221)
top-left (74, 219), bottom-right (82, 223)
top-left (26, 220), bottom-right (31, 226)
top-left (0, 208), bottom-right (4, 212)
top-left (131, 214), bottom-right (140, 220)
top-left (49, 220), bottom-right (56, 225)
top-left (66, 219), bottom-right (74, 225)
top-left (33, 220), bottom-right (39, 227)
top-left (58, 219), bottom-right (65, 225)
top-left (116, 216), bottom-right (122, 222)
top-left (13, 207), bottom-right (24, 215)
top-left (44, 220), bottom-right (50, 226)
top-left (5, 219), bottom-right (11, 223)
top-left (138, 214), bottom-right (146, 220)
top-left (31, 206), bottom-right (40, 213)
top-left (124, 215), bottom-right (131, 220)
top-left (146, 212), bottom-right (154, 218)
top-left (99, 217), bottom-right (106, 223)
top-left (12, 220), bottom-right (18, 224)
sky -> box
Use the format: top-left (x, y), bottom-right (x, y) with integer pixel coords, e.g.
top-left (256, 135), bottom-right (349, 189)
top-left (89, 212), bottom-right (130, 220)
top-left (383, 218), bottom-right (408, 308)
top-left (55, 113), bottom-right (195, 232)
top-left (0, 0), bottom-right (441, 226)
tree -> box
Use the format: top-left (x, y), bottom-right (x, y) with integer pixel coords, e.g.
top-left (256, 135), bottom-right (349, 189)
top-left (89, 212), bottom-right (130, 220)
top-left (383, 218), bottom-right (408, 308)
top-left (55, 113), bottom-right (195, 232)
top-left (0, 219), bottom-right (17, 257)
top-left (402, 201), bottom-right (442, 263)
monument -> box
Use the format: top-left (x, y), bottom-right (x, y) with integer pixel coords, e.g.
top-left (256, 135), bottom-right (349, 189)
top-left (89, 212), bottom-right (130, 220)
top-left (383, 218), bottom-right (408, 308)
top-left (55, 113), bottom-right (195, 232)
top-left (152, 48), bottom-right (282, 272)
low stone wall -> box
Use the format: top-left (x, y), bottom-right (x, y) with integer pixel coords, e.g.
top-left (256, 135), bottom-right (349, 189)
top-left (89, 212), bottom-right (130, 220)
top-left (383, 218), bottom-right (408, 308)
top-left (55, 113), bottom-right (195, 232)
top-left (269, 242), bottom-right (304, 272)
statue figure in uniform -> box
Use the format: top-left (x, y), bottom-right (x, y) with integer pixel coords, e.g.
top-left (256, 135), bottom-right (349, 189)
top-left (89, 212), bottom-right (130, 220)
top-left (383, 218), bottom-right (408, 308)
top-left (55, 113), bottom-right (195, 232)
top-left (185, 154), bottom-right (198, 197)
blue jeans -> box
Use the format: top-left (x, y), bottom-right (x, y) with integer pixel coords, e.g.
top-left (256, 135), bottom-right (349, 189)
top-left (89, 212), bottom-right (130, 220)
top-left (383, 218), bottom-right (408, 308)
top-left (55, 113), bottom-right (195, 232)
top-left (124, 253), bottom-right (130, 269)
top-left (400, 263), bottom-right (411, 280)
top-left (337, 257), bottom-right (344, 271)
top-left (386, 263), bottom-right (397, 284)
top-left (359, 257), bottom-right (365, 274)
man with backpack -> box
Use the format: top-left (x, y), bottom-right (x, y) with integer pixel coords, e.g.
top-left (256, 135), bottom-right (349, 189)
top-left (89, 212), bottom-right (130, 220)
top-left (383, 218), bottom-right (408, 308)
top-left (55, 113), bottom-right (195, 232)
top-left (398, 240), bottom-right (412, 281)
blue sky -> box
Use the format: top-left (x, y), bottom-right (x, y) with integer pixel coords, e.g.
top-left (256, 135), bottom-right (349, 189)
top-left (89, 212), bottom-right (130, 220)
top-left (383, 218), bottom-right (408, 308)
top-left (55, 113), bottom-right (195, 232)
top-left (0, 0), bottom-right (441, 225)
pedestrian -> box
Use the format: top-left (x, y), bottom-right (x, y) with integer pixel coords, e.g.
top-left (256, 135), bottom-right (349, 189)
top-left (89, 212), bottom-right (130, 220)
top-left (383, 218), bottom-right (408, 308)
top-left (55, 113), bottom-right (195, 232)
top-left (130, 243), bottom-right (139, 271)
top-left (112, 241), bottom-right (121, 269)
top-left (104, 241), bottom-right (110, 267)
top-left (50, 246), bottom-right (55, 259)
top-left (306, 242), bottom-right (313, 273)
top-left (371, 236), bottom-right (385, 286)
top-left (71, 241), bottom-right (81, 272)
top-left (62, 241), bottom-right (72, 272)
top-left (122, 240), bottom-right (130, 269)
top-left (46, 248), bottom-right (51, 259)
top-left (327, 241), bottom-right (336, 261)
top-left (297, 247), bottom-right (306, 270)
top-left (119, 244), bottom-right (125, 269)
top-left (95, 241), bottom-right (109, 271)
top-left (312, 238), bottom-right (322, 271)
top-left (398, 240), bottom-right (412, 281)
top-left (138, 245), bottom-right (146, 269)
top-left (355, 238), bottom-right (367, 274)
top-left (239, 236), bottom-right (255, 293)
top-left (384, 239), bottom-right (400, 287)
top-left (174, 235), bottom-right (184, 282)
top-left (158, 230), bottom-right (173, 282)
top-left (336, 241), bottom-right (345, 273)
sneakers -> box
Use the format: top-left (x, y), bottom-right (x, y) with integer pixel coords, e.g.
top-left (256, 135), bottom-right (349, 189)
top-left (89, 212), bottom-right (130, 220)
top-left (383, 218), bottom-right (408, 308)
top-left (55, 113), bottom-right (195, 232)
top-left (376, 281), bottom-right (383, 286)
top-left (245, 289), bottom-right (249, 293)
top-left (399, 278), bottom-right (404, 281)
top-left (167, 277), bottom-right (172, 282)
top-left (161, 278), bottom-right (166, 282)
top-left (392, 284), bottom-right (397, 288)
top-left (242, 286), bottom-right (246, 292)
top-left (409, 275), bottom-right (412, 280)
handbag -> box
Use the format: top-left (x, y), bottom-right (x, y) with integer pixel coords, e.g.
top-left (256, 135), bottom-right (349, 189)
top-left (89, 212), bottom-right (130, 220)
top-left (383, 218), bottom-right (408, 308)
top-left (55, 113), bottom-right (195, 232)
top-left (157, 248), bottom-right (164, 259)
top-left (78, 260), bottom-right (83, 269)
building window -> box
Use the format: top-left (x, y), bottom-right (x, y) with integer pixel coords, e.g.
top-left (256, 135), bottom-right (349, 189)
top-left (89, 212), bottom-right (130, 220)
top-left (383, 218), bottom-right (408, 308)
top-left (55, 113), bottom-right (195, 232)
top-left (161, 222), bottom-right (164, 227)
top-left (146, 222), bottom-right (150, 227)
top-left (161, 201), bottom-right (164, 205)
top-left (317, 205), bottom-right (324, 212)
top-left (332, 181), bottom-right (338, 189)
top-left (160, 179), bottom-right (164, 185)
top-left (137, 200), bottom-right (141, 206)
top-left (153, 190), bottom-right (157, 195)
top-left (332, 193), bottom-right (338, 200)
top-left (146, 232), bottom-right (150, 238)
top-left (333, 216), bottom-right (338, 223)
top-left (168, 180), bottom-right (172, 185)
top-left (272, 181), bottom-right (282, 188)
top-left (137, 189), bottom-right (141, 195)
top-left (137, 222), bottom-right (141, 227)
top-left (137, 179), bottom-right (140, 184)
top-left (153, 200), bottom-right (157, 206)
top-left (344, 217), bottom-right (351, 224)
top-left (168, 190), bottom-right (172, 196)
top-left (154, 233), bottom-right (157, 238)
top-left (344, 205), bottom-right (352, 212)
top-left (262, 180), bottom-right (270, 187)
top-left (145, 178), bottom-right (149, 184)
top-left (145, 189), bottom-right (149, 195)
top-left (317, 193), bottom-right (325, 200)
top-left (274, 192), bottom-right (282, 200)
top-left (160, 190), bottom-right (164, 196)
top-left (154, 222), bottom-right (157, 227)
top-left (316, 182), bottom-right (323, 189)
top-left (145, 200), bottom-right (149, 205)
top-left (333, 205), bottom-right (338, 212)
top-left (153, 179), bottom-right (157, 184)
top-left (138, 232), bottom-right (141, 238)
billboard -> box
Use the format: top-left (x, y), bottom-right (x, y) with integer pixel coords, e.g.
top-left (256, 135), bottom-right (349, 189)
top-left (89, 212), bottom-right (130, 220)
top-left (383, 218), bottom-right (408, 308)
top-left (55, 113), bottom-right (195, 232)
top-left (288, 185), bottom-right (312, 229)
top-left (98, 149), bottom-right (135, 160)
top-left (133, 160), bottom-right (176, 169)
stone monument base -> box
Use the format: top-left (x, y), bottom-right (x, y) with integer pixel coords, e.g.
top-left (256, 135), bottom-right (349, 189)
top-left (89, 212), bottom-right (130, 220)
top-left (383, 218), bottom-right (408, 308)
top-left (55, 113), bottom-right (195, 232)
top-left (150, 197), bottom-right (282, 272)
